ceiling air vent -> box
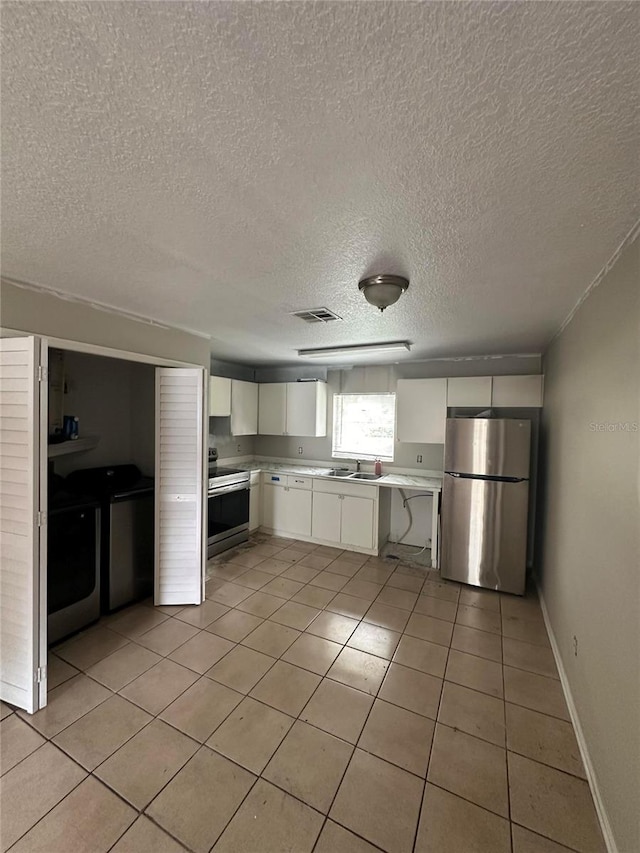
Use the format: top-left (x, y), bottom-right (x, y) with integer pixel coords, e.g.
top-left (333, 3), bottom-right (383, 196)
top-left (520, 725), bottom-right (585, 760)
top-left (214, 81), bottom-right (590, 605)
top-left (290, 308), bottom-right (342, 324)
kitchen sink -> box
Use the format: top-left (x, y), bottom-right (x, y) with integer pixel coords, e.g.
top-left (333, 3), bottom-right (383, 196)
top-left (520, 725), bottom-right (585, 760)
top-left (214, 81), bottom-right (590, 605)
top-left (324, 470), bottom-right (382, 481)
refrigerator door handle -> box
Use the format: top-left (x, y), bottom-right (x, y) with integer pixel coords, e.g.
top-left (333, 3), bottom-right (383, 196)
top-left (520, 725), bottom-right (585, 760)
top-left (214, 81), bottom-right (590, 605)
top-left (446, 471), bottom-right (527, 484)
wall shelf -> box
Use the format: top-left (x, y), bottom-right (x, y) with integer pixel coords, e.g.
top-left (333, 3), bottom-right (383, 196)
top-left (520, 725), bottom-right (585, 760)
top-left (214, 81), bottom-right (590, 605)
top-left (47, 435), bottom-right (100, 458)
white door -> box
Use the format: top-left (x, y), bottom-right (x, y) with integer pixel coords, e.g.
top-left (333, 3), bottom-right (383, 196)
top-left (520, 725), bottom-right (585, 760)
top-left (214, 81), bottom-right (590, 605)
top-left (155, 368), bottom-right (205, 606)
top-left (285, 383), bottom-right (312, 436)
top-left (283, 487), bottom-right (313, 538)
top-left (248, 474), bottom-right (261, 532)
top-left (312, 491), bottom-right (341, 543)
top-left (261, 482), bottom-right (277, 528)
top-left (258, 383), bottom-right (287, 435)
top-left (447, 376), bottom-right (493, 408)
top-left (491, 375), bottom-right (544, 407)
top-left (341, 495), bottom-right (375, 550)
top-left (209, 376), bottom-right (232, 417)
top-left (0, 337), bottom-right (47, 713)
top-left (231, 380), bottom-right (259, 436)
top-left (396, 378), bottom-right (448, 444)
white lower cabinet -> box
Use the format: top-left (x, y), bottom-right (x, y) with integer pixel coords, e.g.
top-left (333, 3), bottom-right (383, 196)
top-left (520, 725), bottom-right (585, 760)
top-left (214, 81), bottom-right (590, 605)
top-left (312, 482), bottom-right (377, 551)
top-left (311, 492), bottom-right (342, 542)
top-left (261, 477), bottom-right (312, 538)
top-left (249, 471), bottom-right (260, 532)
top-left (340, 495), bottom-right (375, 550)
top-left (260, 472), bottom-right (379, 553)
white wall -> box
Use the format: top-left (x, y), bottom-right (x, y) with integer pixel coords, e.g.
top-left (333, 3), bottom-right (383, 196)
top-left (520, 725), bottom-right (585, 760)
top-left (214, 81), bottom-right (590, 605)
top-left (539, 235), bottom-right (639, 852)
top-left (1, 278), bottom-right (210, 368)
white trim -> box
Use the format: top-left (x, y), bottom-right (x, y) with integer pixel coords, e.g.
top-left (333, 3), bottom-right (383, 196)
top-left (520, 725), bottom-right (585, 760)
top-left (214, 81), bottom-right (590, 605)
top-left (536, 580), bottom-right (618, 853)
top-left (550, 217), bottom-right (640, 344)
top-left (37, 338), bottom-right (48, 708)
top-left (44, 336), bottom-right (199, 368)
top-left (2, 276), bottom-right (212, 341)
top-left (3, 328), bottom-right (203, 369)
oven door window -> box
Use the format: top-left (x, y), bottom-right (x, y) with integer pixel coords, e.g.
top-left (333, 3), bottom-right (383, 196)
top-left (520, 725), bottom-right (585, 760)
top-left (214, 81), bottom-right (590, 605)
top-left (208, 488), bottom-right (249, 539)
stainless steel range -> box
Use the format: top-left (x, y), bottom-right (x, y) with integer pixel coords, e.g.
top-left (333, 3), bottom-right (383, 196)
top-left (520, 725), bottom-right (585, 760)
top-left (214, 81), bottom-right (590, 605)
top-left (207, 449), bottom-right (250, 558)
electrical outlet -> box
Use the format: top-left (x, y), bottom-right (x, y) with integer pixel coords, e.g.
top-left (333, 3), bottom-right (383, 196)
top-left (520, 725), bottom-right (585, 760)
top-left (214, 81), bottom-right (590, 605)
top-left (298, 446), bottom-right (303, 454)
top-left (573, 635), bottom-right (578, 657)
top-left (417, 454), bottom-right (423, 463)
top-left (237, 444), bottom-right (241, 453)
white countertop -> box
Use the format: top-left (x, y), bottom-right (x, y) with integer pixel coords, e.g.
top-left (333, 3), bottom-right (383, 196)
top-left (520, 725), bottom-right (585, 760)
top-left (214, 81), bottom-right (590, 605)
top-left (229, 458), bottom-right (443, 492)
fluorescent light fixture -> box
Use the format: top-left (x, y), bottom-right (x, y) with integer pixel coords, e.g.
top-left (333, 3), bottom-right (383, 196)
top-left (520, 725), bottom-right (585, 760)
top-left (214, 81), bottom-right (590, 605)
top-left (298, 341), bottom-right (411, 359)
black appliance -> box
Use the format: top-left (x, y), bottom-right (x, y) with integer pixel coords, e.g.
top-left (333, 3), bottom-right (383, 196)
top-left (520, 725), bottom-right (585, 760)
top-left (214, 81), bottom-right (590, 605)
top-left (66, 464), bottom-right (154, 612)
top-left (48, 483), bottom-right (101, 644)
top-left (208, 449), bottom-right (250, 557)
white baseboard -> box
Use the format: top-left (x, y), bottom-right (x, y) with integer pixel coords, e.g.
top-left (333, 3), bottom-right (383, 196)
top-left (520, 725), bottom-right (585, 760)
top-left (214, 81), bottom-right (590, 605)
top-left (535, 580), bottom-right (618, 853)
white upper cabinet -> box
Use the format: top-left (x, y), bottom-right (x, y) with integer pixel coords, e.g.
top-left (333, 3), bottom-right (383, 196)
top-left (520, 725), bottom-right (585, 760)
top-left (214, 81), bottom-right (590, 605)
top-left (286, 382), bottom-right (327, 437)
top-left (396, 378), bottom-right (447, 444)
top-left (230, 379), bottom-right (258, 435)
top-left (258, 381), bottom-right (327, 437)
top-left (447, 376), bottom-right (492, 408)
top-left (491, 375), bottom-right (543, 408)
top-left (209, 376), bottom-right (232, 417)
top-left (258, 383), bottom-right (287, 435)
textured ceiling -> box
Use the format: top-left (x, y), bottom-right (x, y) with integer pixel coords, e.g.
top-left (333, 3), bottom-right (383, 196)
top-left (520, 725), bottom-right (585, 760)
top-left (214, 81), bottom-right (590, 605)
top-left (1, 1), bottom-right (638, 365)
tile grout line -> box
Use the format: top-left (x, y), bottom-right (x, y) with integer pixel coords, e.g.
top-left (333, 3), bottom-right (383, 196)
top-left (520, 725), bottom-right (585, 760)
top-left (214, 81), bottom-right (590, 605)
top-left (501, 591), bottom-right (514, 853)
top-left (7, 535), bottom-right (583, 852)
top-left (410, 581), bottom-right (459, 853)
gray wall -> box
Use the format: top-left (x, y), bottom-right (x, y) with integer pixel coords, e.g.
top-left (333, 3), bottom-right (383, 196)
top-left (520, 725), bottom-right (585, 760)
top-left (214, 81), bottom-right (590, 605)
top-left (1, 279), bottom-right (211, 368)
top-left (538, 236), bottom-right (639, 852)
top-left (53, 351), bottom-right (155, 477)
top-left (208, 416), bottom-right (255, 460)
top-left (254, 356), bottom-right (541, 473)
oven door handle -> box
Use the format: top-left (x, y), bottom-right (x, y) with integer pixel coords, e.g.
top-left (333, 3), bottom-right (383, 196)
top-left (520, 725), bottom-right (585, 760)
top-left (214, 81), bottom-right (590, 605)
top-left (209, 482), bottom-right (250, 497)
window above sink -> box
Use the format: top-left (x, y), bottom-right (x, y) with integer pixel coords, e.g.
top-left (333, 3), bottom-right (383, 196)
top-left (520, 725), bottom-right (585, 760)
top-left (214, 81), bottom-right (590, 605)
top-left (332, 392), bottom-right (395, 462)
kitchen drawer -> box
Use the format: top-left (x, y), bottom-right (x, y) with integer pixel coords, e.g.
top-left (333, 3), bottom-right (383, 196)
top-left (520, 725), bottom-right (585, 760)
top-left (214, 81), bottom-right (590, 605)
top-left (313, 478), bottom-right (377, 500)
top-left (261, 471), bottom-right (313, 490)
top-left (263, 472), bottom-right (285, 486)
top-left (286, 474), bottom-right (313, 490)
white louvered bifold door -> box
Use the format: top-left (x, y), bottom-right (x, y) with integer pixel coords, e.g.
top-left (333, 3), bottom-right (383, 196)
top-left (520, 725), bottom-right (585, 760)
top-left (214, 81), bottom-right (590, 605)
top-left (155, 368), bottom-right (205, 605)
top-left (0, 337), bottom-right (45, 713)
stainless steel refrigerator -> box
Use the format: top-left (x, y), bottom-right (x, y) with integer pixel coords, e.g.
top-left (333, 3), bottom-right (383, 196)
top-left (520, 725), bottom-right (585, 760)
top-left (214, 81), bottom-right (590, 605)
top-left (441, 418), bottom-right (531, 595)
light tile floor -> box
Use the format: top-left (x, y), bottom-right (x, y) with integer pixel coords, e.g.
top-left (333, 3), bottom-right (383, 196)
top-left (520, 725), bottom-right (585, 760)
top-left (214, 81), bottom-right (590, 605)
top-left (0, 534), bottom-right (606, 853)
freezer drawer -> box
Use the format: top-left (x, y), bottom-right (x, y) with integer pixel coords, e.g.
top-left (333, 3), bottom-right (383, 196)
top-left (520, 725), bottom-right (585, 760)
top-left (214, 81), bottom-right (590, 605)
top-left (441, 474), bottom-right (529, 595)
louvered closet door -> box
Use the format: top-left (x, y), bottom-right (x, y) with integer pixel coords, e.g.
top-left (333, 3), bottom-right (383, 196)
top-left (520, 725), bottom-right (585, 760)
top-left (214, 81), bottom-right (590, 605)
top-left (0, 337), bottom-right (44, 713)
top-left (155, 368), bottom-right (205, 605)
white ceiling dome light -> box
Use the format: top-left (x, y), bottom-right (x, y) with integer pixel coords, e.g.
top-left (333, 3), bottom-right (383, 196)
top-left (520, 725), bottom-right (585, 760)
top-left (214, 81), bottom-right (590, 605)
top-left (358, 275), bottom-right (410, 311)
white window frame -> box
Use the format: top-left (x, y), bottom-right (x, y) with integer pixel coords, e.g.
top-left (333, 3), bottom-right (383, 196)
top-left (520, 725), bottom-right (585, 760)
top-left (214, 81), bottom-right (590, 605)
top-left (332, 392), bottom-right (396, 462)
